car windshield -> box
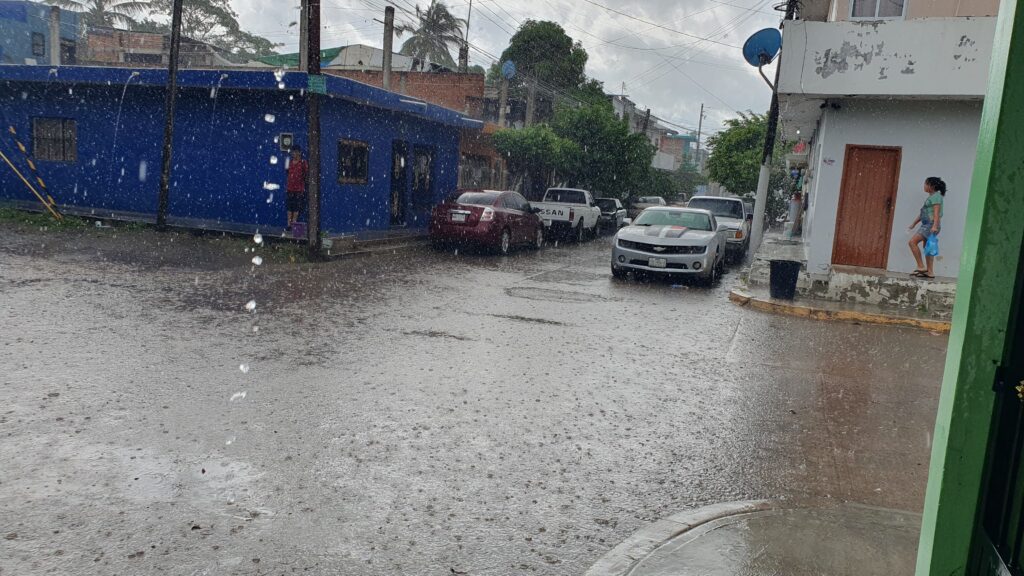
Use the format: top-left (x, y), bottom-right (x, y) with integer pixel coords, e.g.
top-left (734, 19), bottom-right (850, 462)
top-left (545, 189), bottom-right (586, 204)
top-left (633, 210), bottom-right (711, 231)
top-left (451, 192), bottom-right (499, 206)
top-left (688, 198), bottom-right (744, 219)
top-left (596, 199), bottom-right (618, 211)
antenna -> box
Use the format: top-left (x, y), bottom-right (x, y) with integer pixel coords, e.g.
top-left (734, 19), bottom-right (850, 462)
top-left (742, 28), bottom-right (783, 90)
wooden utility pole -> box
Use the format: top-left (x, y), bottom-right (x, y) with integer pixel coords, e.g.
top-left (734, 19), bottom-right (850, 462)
top-left (525, 77), bottom-right (536, 126)
top-left (382, 6), bottom-right (394, 90)
top-left (156, 0), bottom-right (183, 231)
top-left (695, 102), bottom-right (705, 168)
top-left (498, 77), bottom-right (508, 127)
top-left (306, 0), bottom-right (323, 258)
top-left (458, 0), bottom-right (472, 72)
top-left (299, 0), bottom-right (308, 72)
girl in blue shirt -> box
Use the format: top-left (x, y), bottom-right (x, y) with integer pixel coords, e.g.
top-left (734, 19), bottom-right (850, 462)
top-left (907, 176), bottom-right (945, 279)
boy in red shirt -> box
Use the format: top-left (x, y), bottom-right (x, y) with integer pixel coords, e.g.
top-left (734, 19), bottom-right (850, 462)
top-left (285, 146), bottom-right (308, 230)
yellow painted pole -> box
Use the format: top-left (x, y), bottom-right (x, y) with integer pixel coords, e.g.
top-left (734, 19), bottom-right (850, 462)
top-left (0, 149), bottom-right (62, 221)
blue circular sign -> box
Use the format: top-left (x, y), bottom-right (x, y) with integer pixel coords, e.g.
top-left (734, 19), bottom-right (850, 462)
top-left (501, 60), bottom-right (516, 80)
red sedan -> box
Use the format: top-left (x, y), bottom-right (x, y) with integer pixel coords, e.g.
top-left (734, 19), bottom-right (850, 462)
top-left (429, 190), bottom-right (545, 254)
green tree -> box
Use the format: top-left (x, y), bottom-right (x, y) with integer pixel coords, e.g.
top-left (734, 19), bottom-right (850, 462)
top-left (674, 162), bottom-right (707, 200)
top-left (140, 0), bottom-right (280, 59)
top-left (550, 104), bottom-right (654, 199)
top-left (499, 20), bottom-right (587, 90)
top-left (55, 0), bottom-right (149, 27)
top-left (705, 112), bottom-right (791, 220)
top-left (396, 0), bottom-right (466, 70)
top-left (492, 124), bottom-right (579, 199)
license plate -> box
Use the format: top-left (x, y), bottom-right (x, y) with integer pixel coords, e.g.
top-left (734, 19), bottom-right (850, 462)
top-left (451, 213), bottom-right (467, 222)
top-left (648, 258), bottom-right (667, 268)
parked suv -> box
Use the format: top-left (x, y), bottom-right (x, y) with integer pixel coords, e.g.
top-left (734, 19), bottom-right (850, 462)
top-left (627, 196), bottom-right (667, 219)
top-left (686, 196), bottom-right (752, 262)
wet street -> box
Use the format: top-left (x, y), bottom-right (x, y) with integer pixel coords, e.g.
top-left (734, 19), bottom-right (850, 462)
top-left (0, 224), bottom-right (947, 575)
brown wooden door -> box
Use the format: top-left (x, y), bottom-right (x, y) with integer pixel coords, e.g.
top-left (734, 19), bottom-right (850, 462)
top-left (832, 145), bottom-right (901, 269)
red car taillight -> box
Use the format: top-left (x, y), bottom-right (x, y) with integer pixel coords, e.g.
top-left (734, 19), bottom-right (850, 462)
top-left (569, 208), bottom-right (575, 222)
top-left (480, 207), bottom-right (495, 222)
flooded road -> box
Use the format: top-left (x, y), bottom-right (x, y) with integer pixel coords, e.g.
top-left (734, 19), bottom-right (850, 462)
top-left (0, 224), bottom-right (947, 575)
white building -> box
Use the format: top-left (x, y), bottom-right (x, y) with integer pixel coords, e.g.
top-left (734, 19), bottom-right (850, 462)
top-left (609, 94), bottom-right (684, 171)
top-left (779, 0), bottom-right (999, 279)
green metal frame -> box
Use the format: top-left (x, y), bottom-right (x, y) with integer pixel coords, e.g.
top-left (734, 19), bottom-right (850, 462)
top-left (916, 1), bottom-right (1024, 574)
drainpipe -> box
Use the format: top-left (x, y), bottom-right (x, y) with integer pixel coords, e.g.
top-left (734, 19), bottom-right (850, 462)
top-left (382, 6), bottom-right (394, 91)
top-left (49, 6), bottom-right (60, 66)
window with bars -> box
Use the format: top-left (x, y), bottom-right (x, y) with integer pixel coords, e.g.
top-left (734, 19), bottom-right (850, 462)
top-left (32, 118), bottom-right (77, 162)
top-left (851, 0), bottom-right (906, 19)
top-left (337, 140), bottom-right (369, 184)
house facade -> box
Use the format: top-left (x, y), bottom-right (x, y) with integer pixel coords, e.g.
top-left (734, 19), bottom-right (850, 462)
top-left (0, 1), bottom-right (80, 65)
top-left (0, 65), bottom-right (479, 234)
top-left (778, 0), bottom-right (999, 279)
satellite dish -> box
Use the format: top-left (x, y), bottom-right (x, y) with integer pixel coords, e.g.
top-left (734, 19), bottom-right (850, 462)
top-left (742, 28), bottom-right (782, 67)
top-left (501, 60), bottom-right (516, 80)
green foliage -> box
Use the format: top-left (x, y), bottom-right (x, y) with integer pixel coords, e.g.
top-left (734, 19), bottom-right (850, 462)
top-left (396, 0), bottom-right (466, 70)
top-left (140, 0), bottom-right (281, 59)
top-left (572, 78), bottom-right (610, 110)
top-left (467, 64), bottom-right (485, 75)
top-left (705, 111), bottom-right (792, 221)
top-left (550, 104), bottom-right (654, 199)
top-left (492, 124), bottom-right (578, 192)
top-left (499, 20), bottom-right (587, 91)
top-left (55, 0), bottom-right (150, 28)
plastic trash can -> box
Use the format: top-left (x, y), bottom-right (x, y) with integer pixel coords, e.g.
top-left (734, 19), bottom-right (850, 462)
top-left (769, 259), bottom-right (801, 300)
top-left (292, 221), bottom-right (307, 239)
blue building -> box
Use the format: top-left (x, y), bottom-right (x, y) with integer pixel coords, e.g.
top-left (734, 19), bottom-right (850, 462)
top-left (0, 1), bottom-right (80, 65)
top-left (0, 65), bottom-right (480, 234)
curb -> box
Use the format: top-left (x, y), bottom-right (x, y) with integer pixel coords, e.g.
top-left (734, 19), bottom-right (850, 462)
top-left (584, 500), bottom-right (774, 576)
top-left (728, 288), bottom-right (951, 333)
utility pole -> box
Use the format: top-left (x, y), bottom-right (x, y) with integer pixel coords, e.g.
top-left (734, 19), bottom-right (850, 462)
top-left (156, 0), bottom-right (183, 231)
top-left (306, 0), bottom-right (323, 258)
top-left (498, 77), bottom-right (508, 127)
top-left (382, 6), bottom-right (394, 90)
top-left (525, 76), bottom-right (536, 126)
top-left (299, 0), bottom-right (308, 72)
top-left (750, 0), bottom-right (798, 253)
top-left (48, 6), bottom-right (60, 66)
top-left (694, 102), bottom-right (705, 167)
top-left (640, 108), bottom-right (651, 133)
top-left (458, 0), bottom-right (472, 72)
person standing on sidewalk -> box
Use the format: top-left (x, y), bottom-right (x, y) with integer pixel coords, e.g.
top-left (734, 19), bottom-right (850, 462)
top-left (285, 146), bottom-right (308, 231)
top-left (907, 176), bottom-right (946, 279)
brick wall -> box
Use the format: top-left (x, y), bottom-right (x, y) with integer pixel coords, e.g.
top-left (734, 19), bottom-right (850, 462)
top-left (327, 70), bottom-right (484, 114)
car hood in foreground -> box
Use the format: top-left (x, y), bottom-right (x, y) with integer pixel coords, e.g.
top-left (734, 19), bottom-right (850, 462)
top-left (716, 216), bottom-right (743, 229)
top-left (617, 225), bottom-right (715, 244)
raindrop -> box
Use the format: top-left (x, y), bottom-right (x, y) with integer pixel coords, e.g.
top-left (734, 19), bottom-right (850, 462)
top-left (244, 300), bottom-right (257, 312)
top-left (251, 256), bottom-right (263, 266)
top-left (138, 160), bottom-right (148, 182)
top-left (264, 113), bottom-right (276, 123)
top-left (21, 91), bottom-right (27, 100)
top-left (253, 233), bottom-right (263, 245)
top-left (194, 276), bottom-right (199, 285)
top-left (273, 68), bottom-right (285, 82)
top-left (289, 95), bottom-right (294, 101)
top-left (239, 363), bottom-right (250, 373)
top-left (274, 136), bottom-right (279, 144)
top-left (252, 326), bottom-right (260, 333)
top-left (277, 81), bottom-right (285, 89)
top-left (266, 193), bottom-right (274, 203)
top-left (68, 88), bottom-right (73, 95)
top-left (263, 181), bottom-right (280, 191)
top-left (365, 218), bottom-right (370, 226)
top-left (269, 155), bottom-right (278, 165)
top-left (210, 87), bottom-right (217, 98)
top-left (225, 436), bottom-right (236, 446)
top-left (229, 391), bottom-right (247, 402)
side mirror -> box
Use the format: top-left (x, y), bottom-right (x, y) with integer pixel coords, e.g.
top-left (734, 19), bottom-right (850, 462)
top-left (623, 218), bottom-right (632, 226)
top-left (745, 213), bottom-right (754, 221)
top-left (717, 223), bottom-right (731, 233)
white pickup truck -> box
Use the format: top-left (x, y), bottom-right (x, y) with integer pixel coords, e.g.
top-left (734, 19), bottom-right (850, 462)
top-left (532, 188), bottom-right (602, 242)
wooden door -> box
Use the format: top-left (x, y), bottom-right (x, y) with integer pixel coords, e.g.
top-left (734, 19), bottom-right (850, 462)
top-left (832, 145), bottom-right (901, 269)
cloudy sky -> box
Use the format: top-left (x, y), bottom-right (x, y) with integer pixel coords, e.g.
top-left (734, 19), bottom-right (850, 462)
top-left (232, 0), bottom-right (782, 136)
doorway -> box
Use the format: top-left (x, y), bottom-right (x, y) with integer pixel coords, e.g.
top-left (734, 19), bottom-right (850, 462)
top-left (831, 145), bottom-right (901, 269)
top-left (411, 145), bottom-right (434, 220)
top-left (391, 140), bottom-right (408, 226)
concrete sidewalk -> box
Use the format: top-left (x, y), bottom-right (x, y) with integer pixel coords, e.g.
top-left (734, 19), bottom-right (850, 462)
top-left (587, 500), bottom-right (920, 576)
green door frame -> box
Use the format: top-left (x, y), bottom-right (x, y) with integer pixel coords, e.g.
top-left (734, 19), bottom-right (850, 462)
top-left (916, 1), bottom-right (1024, 574)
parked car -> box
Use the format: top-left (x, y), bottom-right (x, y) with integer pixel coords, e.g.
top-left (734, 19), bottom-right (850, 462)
top-left (596, 198), bottom-right (627, 231)
top-left (611, 206), bottom-right (727, 284)
top-left (429, 190), bottom-right (544, 255)
top-left (627, 196), bottom-right (667, 219)
top-left (687, 196), bottom-right (752, 262)
top-left (532, 187), bottom-right (601, 242)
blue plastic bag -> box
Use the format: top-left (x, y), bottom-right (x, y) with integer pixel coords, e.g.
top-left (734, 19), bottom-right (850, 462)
top-left (925, 234), bottom-right (940, 257)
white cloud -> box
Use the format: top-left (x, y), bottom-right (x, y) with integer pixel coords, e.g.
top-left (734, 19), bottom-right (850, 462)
top-left (232, 0), bottom-right (782, 134)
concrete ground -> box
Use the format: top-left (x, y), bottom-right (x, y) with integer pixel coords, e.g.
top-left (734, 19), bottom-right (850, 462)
top-left (0, 221), bottom-right (947, 575)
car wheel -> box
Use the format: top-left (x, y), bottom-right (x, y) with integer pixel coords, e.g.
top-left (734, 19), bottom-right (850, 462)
top-left (611, 265), bottom-right (628, 280)
top-left (575, 222), bottom-right (585, 243)
top-left (498, 229), bottom-right (511, 255)
top-left (532, 227), bottom-right (544, 250)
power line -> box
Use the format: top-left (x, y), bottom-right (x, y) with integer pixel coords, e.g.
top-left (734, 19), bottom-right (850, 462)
top-left (575, 0), bottom-right (741, 48)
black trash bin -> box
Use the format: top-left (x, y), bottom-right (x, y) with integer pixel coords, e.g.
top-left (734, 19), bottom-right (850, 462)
top-left (768, 259), bottom-right (801, 300)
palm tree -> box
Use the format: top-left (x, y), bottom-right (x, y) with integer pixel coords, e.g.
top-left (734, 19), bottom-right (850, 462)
top-left (55, 0), bottom-right (151, 28)
top-left (396, 0), bottom-right (466, 71)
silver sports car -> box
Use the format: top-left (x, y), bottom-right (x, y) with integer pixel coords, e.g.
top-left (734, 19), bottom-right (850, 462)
top-left (610, 207), bottom-right (727, 283)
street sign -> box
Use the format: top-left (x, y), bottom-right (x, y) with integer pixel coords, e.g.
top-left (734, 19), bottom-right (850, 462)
top-left (307, 74), bottom-right (327, 94)
top-left (501, 60), bottom-right (516, 80)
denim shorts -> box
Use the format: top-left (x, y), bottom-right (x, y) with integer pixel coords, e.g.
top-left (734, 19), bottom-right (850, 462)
top-left (918, 222), bottom-right (940, 237)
